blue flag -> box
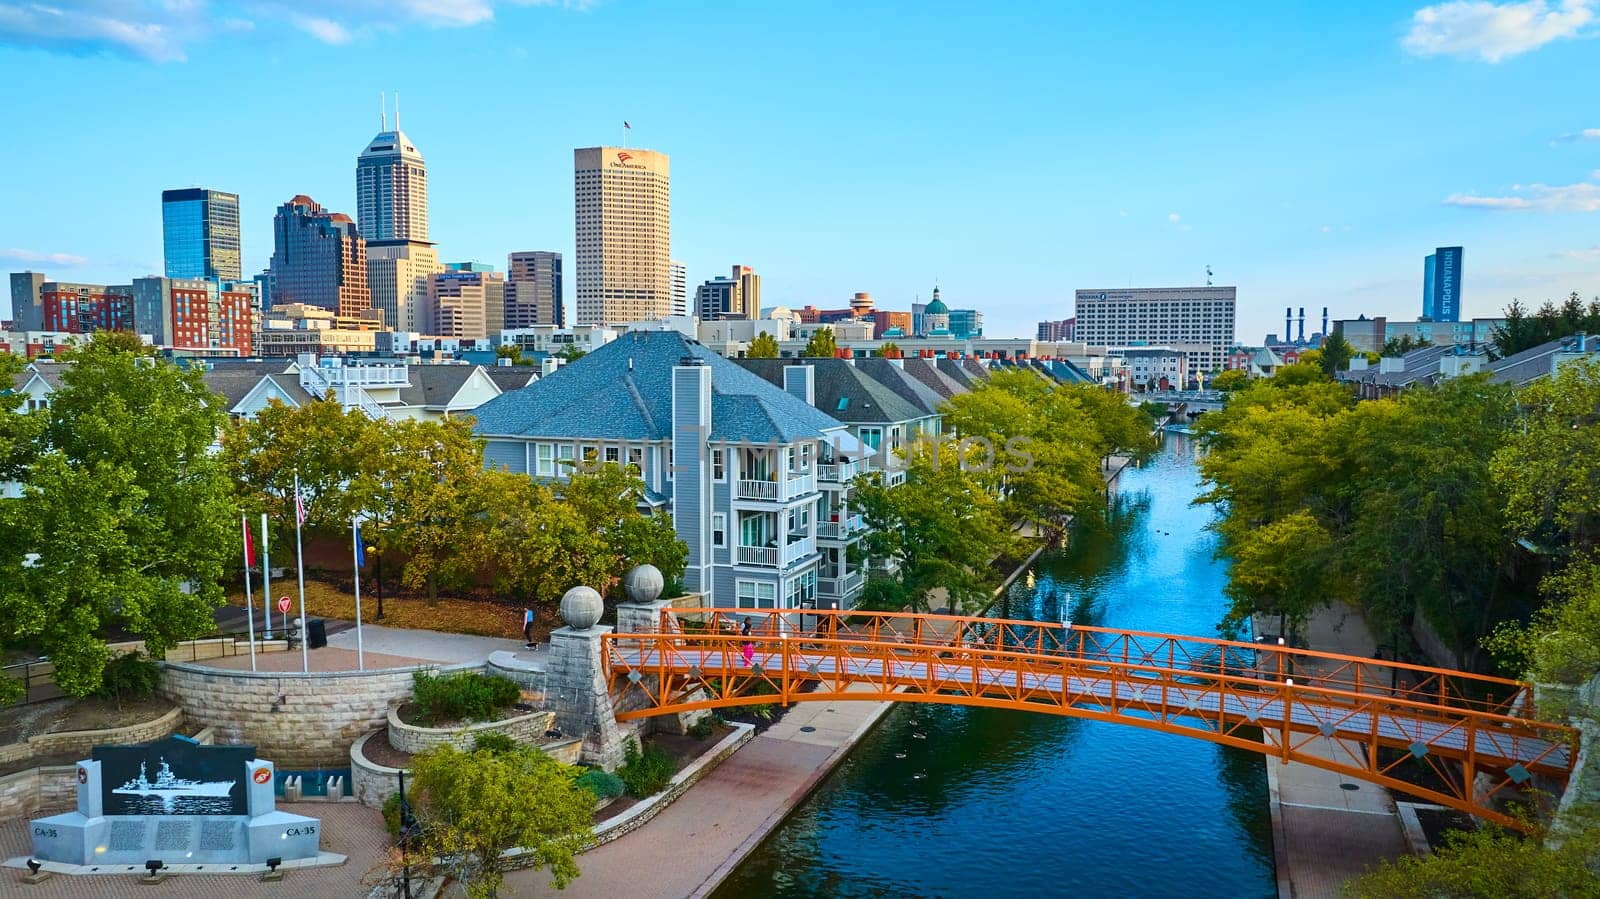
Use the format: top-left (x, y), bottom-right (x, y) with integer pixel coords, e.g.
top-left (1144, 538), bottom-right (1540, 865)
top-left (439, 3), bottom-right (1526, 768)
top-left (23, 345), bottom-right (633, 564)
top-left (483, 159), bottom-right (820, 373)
top-left (354, 520), bottom-right (366, 567)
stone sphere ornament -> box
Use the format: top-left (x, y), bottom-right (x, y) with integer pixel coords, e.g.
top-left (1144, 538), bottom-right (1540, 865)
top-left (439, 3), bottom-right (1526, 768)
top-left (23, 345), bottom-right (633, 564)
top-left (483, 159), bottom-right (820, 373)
top-left (623, 564), bottom-right (665, 604)
top-left (560, 586), bottom-right (604, 630)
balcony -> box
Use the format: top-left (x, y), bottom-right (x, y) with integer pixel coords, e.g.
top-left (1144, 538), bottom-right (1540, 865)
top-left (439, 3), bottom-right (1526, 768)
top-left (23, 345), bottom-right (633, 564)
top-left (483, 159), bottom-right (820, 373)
top-left (817, 514), bottom-right (864, 541)
top-left (818, 569), bottom-right (865, 601)
top-left (817, 459), bottom-right (862, 483)
top-left (736, 534), bottom-right (817, 568)
top-left (735, 471), bottom-right (816, 502)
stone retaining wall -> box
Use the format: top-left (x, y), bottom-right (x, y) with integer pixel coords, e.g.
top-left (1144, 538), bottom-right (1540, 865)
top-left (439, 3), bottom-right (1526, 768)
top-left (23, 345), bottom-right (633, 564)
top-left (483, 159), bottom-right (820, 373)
top-left (350, 730), bottom-right (402, 810)
top-left (0, 705), bottom-right (183, 768)
top-left (160, 660), bottom-right (481, 768)
top-left (387, 707), bottom-right (557, 755)
top-left (485, 652), bottom-right (547, 703)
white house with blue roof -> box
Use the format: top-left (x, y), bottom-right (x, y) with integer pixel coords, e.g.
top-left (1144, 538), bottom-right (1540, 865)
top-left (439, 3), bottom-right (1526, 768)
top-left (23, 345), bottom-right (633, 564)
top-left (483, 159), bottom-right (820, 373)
top-left (471, 330), bottom-right (872, 611)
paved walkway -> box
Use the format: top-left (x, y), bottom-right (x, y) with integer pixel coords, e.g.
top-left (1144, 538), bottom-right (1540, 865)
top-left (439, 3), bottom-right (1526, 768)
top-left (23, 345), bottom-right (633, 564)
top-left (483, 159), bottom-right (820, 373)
top-left (503, 689), bottom-right (893, 898)
top-left (1263, 602), bottom-right (1408, 898)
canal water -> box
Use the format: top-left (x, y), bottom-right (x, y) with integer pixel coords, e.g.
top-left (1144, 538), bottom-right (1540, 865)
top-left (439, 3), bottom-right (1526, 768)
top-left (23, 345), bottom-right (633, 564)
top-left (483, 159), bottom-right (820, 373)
top-left (714, 434), bottom-right (1276, 898)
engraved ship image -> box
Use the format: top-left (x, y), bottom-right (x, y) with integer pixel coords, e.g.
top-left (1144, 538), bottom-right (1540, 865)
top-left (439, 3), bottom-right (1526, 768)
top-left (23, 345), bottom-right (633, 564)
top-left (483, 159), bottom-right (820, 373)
top-left (113, 759), bottom-right (234, 810)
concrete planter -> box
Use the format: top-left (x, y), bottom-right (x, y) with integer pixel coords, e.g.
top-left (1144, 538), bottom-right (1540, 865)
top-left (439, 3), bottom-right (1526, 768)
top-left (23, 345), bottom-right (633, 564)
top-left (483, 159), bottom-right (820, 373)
top-left (387, 706), bottom-right (557, 755)
top-left (0, 705), bottom-right (183, 769)
top-left (350, 729), bottom-right (405, 810)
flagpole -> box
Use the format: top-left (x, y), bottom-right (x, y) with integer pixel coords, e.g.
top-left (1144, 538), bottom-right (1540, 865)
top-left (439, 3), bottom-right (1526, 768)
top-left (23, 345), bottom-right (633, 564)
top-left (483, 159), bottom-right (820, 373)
top-left (352, 518), bottom-right (365, 671)
top-left (261, 513), bottom-right (273, 641)
top-left (294, 471), bottom-right (309, 673)
top-left (242, 514), bottom-right (257, 672)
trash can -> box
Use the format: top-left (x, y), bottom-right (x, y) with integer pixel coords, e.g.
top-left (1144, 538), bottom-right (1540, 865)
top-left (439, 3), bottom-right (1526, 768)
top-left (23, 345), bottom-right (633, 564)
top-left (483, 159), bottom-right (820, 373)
top-left (306, 619), bottom-right (328, 649)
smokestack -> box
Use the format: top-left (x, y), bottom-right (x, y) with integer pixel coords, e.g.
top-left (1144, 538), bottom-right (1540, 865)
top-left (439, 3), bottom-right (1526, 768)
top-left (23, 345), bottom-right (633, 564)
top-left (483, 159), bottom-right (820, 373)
top-left (1321, 307), bottom-right (1328, 337)
top-left (1285, 307), bottom-right (1292, 341)
top-left (1297, 307), bottom-right (1306, 343)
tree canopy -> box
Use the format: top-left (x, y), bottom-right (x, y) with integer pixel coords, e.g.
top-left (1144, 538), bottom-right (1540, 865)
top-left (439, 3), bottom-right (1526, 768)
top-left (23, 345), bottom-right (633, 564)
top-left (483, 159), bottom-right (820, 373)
top-left (1494, 293), bottom-right (1600, 357)
top-left (407, 742), bottom-right (594, 898)
top-left (746, 332), bottom-right (780, 358)
top-left (0, 337), bottom-right (234, 696)
top-left (801, 327), bottom-right (837, 358)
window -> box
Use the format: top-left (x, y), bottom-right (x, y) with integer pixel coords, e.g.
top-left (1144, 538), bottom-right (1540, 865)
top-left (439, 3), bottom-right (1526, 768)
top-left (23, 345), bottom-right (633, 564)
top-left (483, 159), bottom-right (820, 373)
top-left (712, 513), bottom-right (726, 548)
top-left (556, 443), bottom-right (574, 474)
top-left (604, 445), bottom-right (620, 464)
top-left (712, 448), bottom-right (725, 481)
top-left (627, 445), bottom-right (644, 470)
top-left (580, 443), bottom-right (599, 468)
top-left (859, 428), bottom-right (882, 452)
top-left (736, 580), bottom-right (777, 609)
top-left (787, 570), bottom-right (817, 609)
top-left (535, 443), bottom-right (555, 477)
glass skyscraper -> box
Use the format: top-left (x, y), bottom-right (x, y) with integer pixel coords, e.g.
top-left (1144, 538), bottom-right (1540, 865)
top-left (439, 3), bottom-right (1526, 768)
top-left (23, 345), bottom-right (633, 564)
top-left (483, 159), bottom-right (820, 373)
top-left (161, 188), bottom-right (241, 281)
top-left (1422, 246), bottom-right (1464, 322)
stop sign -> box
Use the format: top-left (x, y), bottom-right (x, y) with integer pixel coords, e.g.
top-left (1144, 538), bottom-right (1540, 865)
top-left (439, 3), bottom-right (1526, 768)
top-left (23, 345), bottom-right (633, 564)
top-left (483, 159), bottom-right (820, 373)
top-left (278, 596), bottom-right (292, 613)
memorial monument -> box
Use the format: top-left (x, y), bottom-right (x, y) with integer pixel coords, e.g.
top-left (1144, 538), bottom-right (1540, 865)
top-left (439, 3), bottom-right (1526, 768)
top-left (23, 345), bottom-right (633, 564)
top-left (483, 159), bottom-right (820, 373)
top-left (26, 735), bottom-right (324, 867)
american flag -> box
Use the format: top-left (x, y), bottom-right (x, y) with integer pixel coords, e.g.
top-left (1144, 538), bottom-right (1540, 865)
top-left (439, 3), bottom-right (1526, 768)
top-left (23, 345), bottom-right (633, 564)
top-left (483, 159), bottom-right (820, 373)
top-left (624, 121), bottom-right (631, 129)
top-left (295, 490), bottom-right (308, 526)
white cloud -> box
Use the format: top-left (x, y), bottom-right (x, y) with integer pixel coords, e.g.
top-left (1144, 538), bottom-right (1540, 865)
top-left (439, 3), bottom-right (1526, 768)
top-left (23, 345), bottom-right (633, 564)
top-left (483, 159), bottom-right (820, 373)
top-left (1320, 225), bottom-right (1332, 233)
top-left (0, 0), bottom-right (585, 61)
top-left (0, 247), bottom-right (89, 266)
top-left (1446, 179), bottom-right (1600, 211)
top-left (1402, 0), bottom-right (1594, 62)
top-left (1167, 212), bottom-right (1181, 223)
top-left (1552, 127), bottom-right (1600, 143)
top-left (1558, 245), bottom-right (1600, 259)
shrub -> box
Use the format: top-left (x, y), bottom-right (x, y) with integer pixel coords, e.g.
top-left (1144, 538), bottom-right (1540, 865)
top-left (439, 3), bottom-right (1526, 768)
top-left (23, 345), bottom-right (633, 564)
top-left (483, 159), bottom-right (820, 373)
top-left (410, 670), bottom-right (522, 724)
top-left (96, 652), bottom-right (161, 707)
top-left (616, 739), bottom-right (675, 798)
top-left (687, 714), bottom-right (723, 740)
top-left (381, 792), bottom-right (405, 839)
top-left (472, 732), bottom-right (517, 755)
top-left (574, 768), bottom-right (625, 801)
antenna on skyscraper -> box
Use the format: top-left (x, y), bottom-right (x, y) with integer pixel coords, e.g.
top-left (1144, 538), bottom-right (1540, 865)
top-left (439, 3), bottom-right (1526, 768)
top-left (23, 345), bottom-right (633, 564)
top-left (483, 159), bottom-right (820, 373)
top-left (380, 91), bottom-right (387, 131)
top-left (1205, 265), bottom-right (1214, 286)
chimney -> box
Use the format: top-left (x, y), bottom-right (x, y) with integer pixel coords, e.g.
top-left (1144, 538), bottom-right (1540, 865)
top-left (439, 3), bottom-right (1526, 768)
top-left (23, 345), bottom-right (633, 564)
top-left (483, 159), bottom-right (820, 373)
top-left (1297, 307), bottom-right (1306, 343)
top-left (783, 363), bottom-right (815, 406)
top-left (672, 357), bottom-right (713, 598)
top-left (1321, 307), bottom-right (1329, 336)
top-left (1285, 307), bottom-right (1292, 340)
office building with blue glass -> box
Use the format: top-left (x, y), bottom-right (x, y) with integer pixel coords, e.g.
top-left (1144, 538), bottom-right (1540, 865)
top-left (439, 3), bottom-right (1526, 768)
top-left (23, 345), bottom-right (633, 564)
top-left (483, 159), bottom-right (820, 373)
top-left (1422, 246), bottom-right (1463, 322)
top-left (161, 188), bottom-right (241, 281)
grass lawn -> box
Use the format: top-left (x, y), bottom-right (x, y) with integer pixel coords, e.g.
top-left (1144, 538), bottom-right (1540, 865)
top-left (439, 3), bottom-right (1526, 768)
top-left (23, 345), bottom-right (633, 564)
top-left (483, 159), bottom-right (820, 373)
top-left (225, 580), bottom-right (556, 642)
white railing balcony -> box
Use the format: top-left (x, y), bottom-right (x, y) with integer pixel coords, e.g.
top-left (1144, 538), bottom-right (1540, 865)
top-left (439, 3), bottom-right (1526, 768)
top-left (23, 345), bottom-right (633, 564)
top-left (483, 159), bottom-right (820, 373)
top-left (817, 459), bottom-right (861, 483)
top-left (817, 514), bottom-right (864, 541)
top-left (324, 362), bottom-right (410, 388)
top-left (737, 545), bottom-right (778, 567)
top-left (781, 534), bottom-right (816, 567)
top-left (737, 472), bottom-right (817, 502)
top-left (819, 569), bottom-right (865, 600)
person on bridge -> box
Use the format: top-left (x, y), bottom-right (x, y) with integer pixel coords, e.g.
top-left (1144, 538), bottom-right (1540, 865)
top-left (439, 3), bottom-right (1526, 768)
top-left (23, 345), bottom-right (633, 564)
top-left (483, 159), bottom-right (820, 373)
top-left (740, 618), bottom-right (755, 667)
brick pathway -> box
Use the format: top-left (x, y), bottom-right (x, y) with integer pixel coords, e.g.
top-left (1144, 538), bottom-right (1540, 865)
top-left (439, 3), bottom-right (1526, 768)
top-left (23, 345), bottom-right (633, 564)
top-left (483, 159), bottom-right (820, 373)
top-left (1, 802), bottom-right (394, 898)
top-left (502, 692), bottom-right (893, 898)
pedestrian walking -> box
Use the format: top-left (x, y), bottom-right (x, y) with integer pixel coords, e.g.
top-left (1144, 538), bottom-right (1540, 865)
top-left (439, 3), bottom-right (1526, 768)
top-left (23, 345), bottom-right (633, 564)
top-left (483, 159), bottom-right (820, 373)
top-left (523, 608), bottom-right (535, 649)
top-left (740, 618), bottom-right (755, 667)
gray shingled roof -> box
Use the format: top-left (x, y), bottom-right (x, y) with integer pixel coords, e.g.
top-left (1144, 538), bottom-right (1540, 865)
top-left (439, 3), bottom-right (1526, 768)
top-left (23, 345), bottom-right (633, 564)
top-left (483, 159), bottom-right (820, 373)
top-left (1489, 335), bottom-right (1600, 386)
top-left (936, 358), bottom-right (977, 389)
top-left (484, 366), bottom-right (537, 392)
top-left (398, 365), bottom-right (478, 409)
top-left (472, 330), bottom-right (847, 442)
top-left (735, 357), bottom-right (926, 425)
top-left (852, 358), bottom-right (945, 415)
top-left (901, 357), bottom-right (969, 399)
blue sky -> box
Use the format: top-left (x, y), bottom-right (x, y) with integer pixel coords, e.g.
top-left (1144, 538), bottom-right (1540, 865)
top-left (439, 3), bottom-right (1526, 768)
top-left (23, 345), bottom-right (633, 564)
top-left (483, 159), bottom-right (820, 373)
top-left (2, 1), bottom-right (1599, 341)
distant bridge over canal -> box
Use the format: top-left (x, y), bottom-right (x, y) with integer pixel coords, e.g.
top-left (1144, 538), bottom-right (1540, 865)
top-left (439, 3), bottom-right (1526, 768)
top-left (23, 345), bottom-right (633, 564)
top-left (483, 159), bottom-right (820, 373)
top-left (603, 608), bottom-right (1577, 830)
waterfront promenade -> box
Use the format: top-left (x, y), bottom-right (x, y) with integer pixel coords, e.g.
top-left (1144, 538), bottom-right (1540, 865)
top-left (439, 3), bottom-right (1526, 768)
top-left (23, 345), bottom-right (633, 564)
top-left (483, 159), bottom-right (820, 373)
top-left (1265, 602), bottom-right (1408, 898)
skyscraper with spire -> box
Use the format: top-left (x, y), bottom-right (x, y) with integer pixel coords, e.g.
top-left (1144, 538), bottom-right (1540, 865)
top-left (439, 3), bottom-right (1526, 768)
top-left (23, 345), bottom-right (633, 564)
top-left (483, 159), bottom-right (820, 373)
top-left (360, 94), bottom-right (439, 330)
top-left (356, 95), bottom-right (429, 242)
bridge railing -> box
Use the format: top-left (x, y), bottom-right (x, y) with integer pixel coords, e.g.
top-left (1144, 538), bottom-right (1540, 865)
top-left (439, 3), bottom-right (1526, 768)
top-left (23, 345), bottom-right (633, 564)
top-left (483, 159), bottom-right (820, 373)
top-left (653, 608), bottom-right (1534, 718)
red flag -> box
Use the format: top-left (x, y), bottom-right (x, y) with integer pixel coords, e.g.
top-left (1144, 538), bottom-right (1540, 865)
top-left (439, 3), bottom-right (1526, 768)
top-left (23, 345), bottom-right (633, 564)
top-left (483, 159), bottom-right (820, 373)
top-left (242, 515), bottom-right (255, 567)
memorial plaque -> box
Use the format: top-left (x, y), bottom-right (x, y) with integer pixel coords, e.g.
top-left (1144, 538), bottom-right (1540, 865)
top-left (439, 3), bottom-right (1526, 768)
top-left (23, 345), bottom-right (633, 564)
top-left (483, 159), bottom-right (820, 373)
top-left (93, 736), bottom-right (254, 816)
top-left (199, 819), bottom-right (237, 852)
top-left (108, 819), bottom-right (147, 852)
top-left (154, 819), bottom-right (194, 852)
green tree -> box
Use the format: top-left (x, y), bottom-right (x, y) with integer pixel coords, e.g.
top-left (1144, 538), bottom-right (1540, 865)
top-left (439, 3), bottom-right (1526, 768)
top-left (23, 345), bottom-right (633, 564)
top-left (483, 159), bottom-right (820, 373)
top-left (0, 339), bottom-right (233, 696)
top-left (854, 440), bottom-right (1013, 613)
top-left (1222, 510), bottom-right (1333, 639)
top-left (876, 341), bottom-right (902, 359)
top-left (1486, 553), bottom-right (1600, 686)
top-left (408, 742), bottom-right (593, 898)
top-left (801, 327), bottom-right (838, 358)
top-left (1318, 332), bottom-right (1355, 375)
top-left (746, 332), bottom-right (780, 358)
top-left (1492, 358), bottom-right (1600, 559)
top-left (1210, 368), bottom-right (1249, 392)
top-left (222, 398), bottom-right (379, 542)
top-left (495, 344), bottom-right (522, 364)
top-left (556, 344), bottom-right (587, 362)
top-left (1345, 814), bottom-right (1600, 899)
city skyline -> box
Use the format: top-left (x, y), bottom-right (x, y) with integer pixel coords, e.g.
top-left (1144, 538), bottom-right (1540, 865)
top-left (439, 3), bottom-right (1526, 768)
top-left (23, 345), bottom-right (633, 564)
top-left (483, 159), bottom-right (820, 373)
top-left (2, 2), bottom-right (1599, 340)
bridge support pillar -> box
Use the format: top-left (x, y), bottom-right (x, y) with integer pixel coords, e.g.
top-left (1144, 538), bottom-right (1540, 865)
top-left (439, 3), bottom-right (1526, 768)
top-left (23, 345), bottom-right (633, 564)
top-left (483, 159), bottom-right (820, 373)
top-left (616, 598), bottom-right (711, 735)
top-left (547, 608), bottom-right (645, 771)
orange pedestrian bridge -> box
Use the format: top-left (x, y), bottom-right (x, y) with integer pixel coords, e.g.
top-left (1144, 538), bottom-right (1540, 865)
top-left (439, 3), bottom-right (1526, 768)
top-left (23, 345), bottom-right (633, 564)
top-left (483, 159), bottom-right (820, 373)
top-left (602, 608), bottom-right (1578, 829)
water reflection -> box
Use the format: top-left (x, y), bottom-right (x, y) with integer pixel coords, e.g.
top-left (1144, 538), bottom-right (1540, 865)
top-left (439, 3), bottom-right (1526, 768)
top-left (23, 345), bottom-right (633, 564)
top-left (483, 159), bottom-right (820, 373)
top-left (715, 435), bottom-right (1274, 899)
